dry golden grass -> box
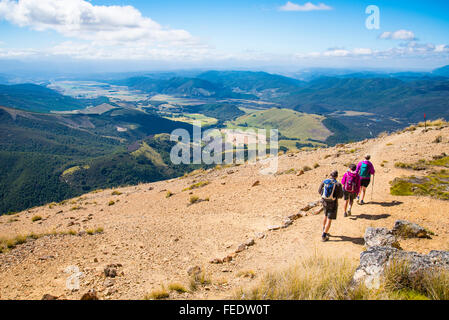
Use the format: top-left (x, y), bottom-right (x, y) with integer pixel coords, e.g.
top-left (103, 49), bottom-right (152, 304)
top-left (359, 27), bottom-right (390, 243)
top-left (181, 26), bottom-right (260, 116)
top-left (144, 287), bottom-right (170, 300)
top-left (31, 215), bottom-right (42, 222)
top-left (189, 271), bottom-right (212, 291)
top-left (236, 254), bottom-right (358, 300)
top-left (168, 283), bottom-right (188, 293)
top-left (235, 254), bottom-right (449, 300)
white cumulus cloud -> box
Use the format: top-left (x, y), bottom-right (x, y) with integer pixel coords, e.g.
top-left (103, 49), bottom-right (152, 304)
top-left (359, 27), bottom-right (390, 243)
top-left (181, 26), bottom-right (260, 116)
top-left (0, 0), bottom-right (211, 60)
top-left (279, 1), bottom-right (332, 12)
top-left (0, 0), bottom-right (195, 44)
top-left (379, 30), bottom-right (416, 41)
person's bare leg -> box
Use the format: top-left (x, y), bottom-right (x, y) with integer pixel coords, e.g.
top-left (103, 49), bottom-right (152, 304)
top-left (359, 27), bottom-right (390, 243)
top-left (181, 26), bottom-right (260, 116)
top-left (324, 218), bottom-right (332, 234)
top-left (322, 215), bottom-right (328, 232)
top-left (348, 198), bottom-right (354, 214)
top-left (344, 199), bottom-right (349, 213)
top-left (361, 186), bottom-right (367, 202)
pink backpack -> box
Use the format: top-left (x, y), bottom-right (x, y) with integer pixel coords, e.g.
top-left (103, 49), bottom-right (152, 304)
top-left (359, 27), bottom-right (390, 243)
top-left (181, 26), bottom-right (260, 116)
top-left (344, 173), bottom-right (357, 193)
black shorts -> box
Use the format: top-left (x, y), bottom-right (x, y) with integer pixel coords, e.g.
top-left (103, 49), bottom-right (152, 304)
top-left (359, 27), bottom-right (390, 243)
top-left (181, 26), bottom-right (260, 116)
top-left (324, 208), bottom-right (337, 220)
top-left (361, 179), bottom-right (371, 188)
top-left (344, 190), bottom-right (357, 201)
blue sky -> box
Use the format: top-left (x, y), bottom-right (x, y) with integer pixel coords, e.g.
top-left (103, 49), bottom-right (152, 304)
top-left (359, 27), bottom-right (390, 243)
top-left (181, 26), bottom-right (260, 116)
top-left (0, 0), bottom-right (448, 71)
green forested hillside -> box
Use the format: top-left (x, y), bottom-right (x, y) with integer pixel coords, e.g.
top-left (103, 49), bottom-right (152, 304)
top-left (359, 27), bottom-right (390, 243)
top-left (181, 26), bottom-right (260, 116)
top-left (197, 71), bottom-right (304, 92)
top-left (279, 77), bottom-right (449, 121)
top-left (0, 106), bottom-right (198, 214)
top-left (184, 103), bottom-right (245, 123)
top-left (0, 83), bottom-right (98, 112)
top-left (115, 76), bottom-right (255, 99)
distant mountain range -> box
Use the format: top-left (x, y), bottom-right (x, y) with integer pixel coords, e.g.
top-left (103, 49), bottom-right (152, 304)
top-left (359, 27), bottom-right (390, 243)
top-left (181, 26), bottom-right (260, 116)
top-left (114, 76), bottom-right (255, 99)
top-left (2, 65), bottom-right (449, 214)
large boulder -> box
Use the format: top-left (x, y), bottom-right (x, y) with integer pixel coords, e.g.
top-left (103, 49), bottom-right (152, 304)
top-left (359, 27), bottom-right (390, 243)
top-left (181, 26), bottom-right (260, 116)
top-left (364, 227), bottom-right (401, 249)
top-left (353, 246), bottom-right (449, 289)
top-left (392, 220), bottom-right (430, 239)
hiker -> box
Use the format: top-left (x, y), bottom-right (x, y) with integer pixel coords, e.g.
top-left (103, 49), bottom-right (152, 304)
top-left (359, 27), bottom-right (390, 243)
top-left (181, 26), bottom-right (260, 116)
top-left (341, 164), bottom-right (361, 217)
top-left (356, 154), bottom-right (375, 205)
top-left (318, 171), bottom-right (343, 242)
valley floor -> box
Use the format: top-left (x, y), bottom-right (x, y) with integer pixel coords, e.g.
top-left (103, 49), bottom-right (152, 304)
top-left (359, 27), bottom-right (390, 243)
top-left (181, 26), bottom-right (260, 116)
top-left (0, 126), bottom-right (449, 300)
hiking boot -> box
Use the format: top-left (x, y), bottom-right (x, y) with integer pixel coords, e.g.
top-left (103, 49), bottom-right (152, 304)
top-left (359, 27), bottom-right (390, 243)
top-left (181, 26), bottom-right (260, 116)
top-left (321, 233), bottom-right (330, 242)
top-left (360, 200), bottom-right (365, 205)
top-left (348, 210), bottom-right (352, 216)
top-left (344, 212), bottom-right (348, 217)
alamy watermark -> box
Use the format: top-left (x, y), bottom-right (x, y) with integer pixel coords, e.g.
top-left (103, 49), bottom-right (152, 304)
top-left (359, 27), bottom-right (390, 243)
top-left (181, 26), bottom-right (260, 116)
top-left (65, 265), bottom-right (83, 291)
top-left (365, 5), bottom-right (380, 30)
top-left (169, 121), bottom-right (279, 175)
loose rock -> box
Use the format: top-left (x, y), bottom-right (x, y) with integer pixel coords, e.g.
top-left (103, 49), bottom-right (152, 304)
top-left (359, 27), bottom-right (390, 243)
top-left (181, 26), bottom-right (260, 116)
top-left (80, 289), bottom-right (99, 300)
top-left (364, 227), bottom-right (401, 249)
top-left (392, 220), bottom-right (430, 239)
top-left (187, 266), bottom-right (201, 276)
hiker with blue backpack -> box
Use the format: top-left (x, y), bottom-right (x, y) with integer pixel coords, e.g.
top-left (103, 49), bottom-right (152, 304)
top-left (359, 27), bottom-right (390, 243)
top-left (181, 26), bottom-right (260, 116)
top-left (318, 171), bottom-right (343, 242)
top-left (341, 164), bottom-right (361, 217)
top-left (356, 155), bottom-right (376, 205)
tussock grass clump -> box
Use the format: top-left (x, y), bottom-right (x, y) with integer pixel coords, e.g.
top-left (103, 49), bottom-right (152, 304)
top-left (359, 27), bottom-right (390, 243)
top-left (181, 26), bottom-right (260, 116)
top-left (235, 255), bottom-right (359, 300)
top-left (183, 181), bottom-right (210, 191)
top-left (390, 172), bottom-right (449, 200)
top-left (429, 156), bottom-right (449, 168)
top-left (383, 259), bottom-right (449, 300)
top-left (0, 227), bottom-right (103, 254)
top-left (166, 191), bottom-right (174, 198)
top-left (237, 270), bottom-right (256, 279)
top-left (48, 203), bottom-right (57, 209)
top-left (111, 190), bottom-right (122, 196)
top-left (189, 196), bottom-right (200, 204)
top-left (144, 287), bottom-right (170, 300)
top-left (313, 163), bottom-right (320, 169)
top-left (394, 162), bottom-right (426, 171)
top-left (280, 168), bottom-right (296, 175)
top-left (168, 283), bottom-right (188, 293)
top-left (31, 215), bottom-right (42, 222)
top-left (86, 227), bottom-right (104, 235)
top-left (189, 270), bottom-right (212, 292)
top-left (108, 200), bottom-right (115, 206)
top-left (60, 230), bottom-right (78, 236)
top-left (182, 168), bottom-right (206, 179)
top-left (302, 165), bottom-right (312, 172)
top-left (235, 255), bottom-right (449, 300)
top-left (417, 118), bottom-right (447, 128)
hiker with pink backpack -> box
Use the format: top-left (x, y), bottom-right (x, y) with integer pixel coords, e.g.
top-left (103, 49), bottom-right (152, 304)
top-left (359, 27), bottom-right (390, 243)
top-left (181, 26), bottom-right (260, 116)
top-left (356, 155), bottom-right (376, 205)
top-left (341, 164), bottom-right (361, 217)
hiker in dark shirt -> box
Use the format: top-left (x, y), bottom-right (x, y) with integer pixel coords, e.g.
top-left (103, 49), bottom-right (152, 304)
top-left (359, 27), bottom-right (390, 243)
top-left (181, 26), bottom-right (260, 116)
top-left (318, 171), bottom-right (344, 242)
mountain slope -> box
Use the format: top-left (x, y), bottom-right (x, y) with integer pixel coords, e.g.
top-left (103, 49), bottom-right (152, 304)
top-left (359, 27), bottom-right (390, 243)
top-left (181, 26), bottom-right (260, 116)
top-left (0, 124), bottom-right (448, 299)
top-left (228, 108), bottom-right (331, 141)
top-left (197, 70), bottom-right (305, 95)
top-left (433, 65), bottom-right (449, 77)
top-left (0, 84), bottom-right (92, 113)
top-left (116, 76), bottom-right (255, 99)
top-left (281, 77), bottom-right (449, 121)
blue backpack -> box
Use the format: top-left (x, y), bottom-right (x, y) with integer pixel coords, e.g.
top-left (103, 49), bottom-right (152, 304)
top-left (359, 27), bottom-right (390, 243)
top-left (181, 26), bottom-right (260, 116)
top-left (321, 179), bottom-right (337, 200)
